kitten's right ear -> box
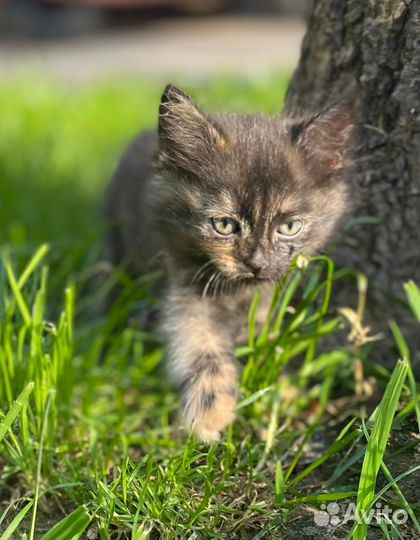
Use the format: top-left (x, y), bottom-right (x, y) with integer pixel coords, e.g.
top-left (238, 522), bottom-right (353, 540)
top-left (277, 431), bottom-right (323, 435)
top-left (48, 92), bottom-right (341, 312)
top-left (158, 84), bottom-right (226, 172)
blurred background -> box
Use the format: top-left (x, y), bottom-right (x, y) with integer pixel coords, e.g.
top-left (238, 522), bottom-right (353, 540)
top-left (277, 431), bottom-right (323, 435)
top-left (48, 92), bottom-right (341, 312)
top-left (0, 0), bottom-right (309, 278)
top-left (0, 0), bottom-right (307, 83)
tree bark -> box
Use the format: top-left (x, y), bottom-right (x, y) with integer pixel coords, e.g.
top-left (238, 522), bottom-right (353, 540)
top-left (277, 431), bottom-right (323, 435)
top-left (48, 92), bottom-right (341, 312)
top-left (285, 0), bottom-right (420, 353)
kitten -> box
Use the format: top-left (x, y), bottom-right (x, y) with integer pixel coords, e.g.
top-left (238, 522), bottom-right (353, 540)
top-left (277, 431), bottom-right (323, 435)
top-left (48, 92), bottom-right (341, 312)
top-left (105, 84), bottom-right (355, 442)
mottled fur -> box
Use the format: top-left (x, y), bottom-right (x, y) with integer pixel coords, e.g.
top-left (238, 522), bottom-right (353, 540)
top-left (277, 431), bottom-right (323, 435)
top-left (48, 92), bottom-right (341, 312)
top-left (105, 85), bottom-right (355, 441)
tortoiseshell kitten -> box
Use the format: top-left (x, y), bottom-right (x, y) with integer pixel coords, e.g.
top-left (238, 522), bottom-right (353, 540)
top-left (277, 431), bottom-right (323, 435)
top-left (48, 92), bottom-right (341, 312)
top-left (105, 85), bottom-right (355, 441)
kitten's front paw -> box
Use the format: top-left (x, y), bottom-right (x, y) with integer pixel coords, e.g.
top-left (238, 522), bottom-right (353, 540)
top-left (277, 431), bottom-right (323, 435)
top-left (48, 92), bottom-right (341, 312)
top-left (188, 393), bottom-right (237, 443)
top-left (192, 424), bottom-right (221, 443)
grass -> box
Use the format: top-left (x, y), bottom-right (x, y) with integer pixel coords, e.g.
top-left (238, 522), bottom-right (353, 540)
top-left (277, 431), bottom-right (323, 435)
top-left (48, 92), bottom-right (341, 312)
top-left (0, 76), bottom-right (419, 540)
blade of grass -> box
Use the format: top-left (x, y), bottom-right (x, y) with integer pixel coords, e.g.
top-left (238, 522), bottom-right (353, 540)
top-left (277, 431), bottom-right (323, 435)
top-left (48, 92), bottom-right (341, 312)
top-left (352, 359), bottom-right (408, 540)
top-left (282, 489), bottom-right (357, 506)
top-left (359, 413), bottom-right (420, 533)
top-left (17, 244), bottom-right (49, 289)
top-left (236, 386), bottom-right (272, 410)
top-left (389, 320), bottom-right (420, 433)
top-left (287, 426), bottom-right (359, 487)
top-left (4, 256), bottom-right (32, 326)
top-left (0, 501), bottom-right (34, 540)
top-left (404, 280), bottom-right (420, 322)
top-left (40, 506), bottom-right (91, 540)
top-left (30, 389), bottom-right (55, 540)
top-left (378, 462), bottom-right (420, 532)
top-left (0, 382), bottom-right (34, 442)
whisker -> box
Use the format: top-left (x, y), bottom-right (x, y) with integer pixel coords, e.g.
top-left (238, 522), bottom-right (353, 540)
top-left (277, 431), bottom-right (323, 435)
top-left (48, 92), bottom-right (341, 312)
top-left (191, 260), bottom-right (215, 286)
top-left (213, 272), bottom-right (224, 298)
top-left (211, 271), bottom-right (222, 298)
top-left (202, 271), bottom-right (218, 299)
top-left (219, 274), bottom-right (227, 297)
top-left (210, 272), bottom-right (219, 299)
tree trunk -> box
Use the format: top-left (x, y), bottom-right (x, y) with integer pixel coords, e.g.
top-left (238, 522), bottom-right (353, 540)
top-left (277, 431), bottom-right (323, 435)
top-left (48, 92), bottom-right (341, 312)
top-left (285, 0), bottom-right (420, 354)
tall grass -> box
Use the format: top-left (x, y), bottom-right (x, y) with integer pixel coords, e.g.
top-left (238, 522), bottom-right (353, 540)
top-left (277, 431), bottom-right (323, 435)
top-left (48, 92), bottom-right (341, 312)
top-left (1, 245), bottom-right (418, 538)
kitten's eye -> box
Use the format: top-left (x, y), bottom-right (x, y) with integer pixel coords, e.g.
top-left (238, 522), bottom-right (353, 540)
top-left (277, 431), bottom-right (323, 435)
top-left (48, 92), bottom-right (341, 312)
top-left (277, 219), bottom-right (304, 237)
top-left (211, 217), bottom-right (240, 236)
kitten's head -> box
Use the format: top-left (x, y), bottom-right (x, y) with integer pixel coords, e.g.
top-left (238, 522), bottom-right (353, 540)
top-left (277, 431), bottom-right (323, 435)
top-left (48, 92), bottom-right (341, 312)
top-left (153, 84), bottom-right (355, 290)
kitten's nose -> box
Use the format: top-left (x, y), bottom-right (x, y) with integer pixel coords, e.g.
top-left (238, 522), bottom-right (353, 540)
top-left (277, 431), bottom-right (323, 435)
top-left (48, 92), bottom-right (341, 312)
top-left (246, 249), bottom-right (269, 278)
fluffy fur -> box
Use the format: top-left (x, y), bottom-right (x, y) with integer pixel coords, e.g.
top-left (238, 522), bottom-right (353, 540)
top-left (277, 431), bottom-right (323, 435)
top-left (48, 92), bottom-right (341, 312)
top-left (105, 84), bottom-right (355, 441)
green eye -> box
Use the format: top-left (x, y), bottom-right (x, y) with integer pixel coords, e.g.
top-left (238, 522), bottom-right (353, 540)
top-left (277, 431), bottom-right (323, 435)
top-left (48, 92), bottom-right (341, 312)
top-left (277, 219), bottom-right (304, 237)
top-left (211, 217), bottom-right (240, 236)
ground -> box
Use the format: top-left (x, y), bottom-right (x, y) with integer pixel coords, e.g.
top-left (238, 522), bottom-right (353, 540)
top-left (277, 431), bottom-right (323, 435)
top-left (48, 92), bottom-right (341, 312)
top-left (0, 76), bottom-right (419, 540)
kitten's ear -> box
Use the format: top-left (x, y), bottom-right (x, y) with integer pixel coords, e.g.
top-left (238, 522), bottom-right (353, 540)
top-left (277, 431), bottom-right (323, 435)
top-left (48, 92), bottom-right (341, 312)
top-left (158, 84), bottom-right (196, 138)
top-left (292, 104), bottom-right (357, 177)
top-left (158, 84), bottom-right (226, 172)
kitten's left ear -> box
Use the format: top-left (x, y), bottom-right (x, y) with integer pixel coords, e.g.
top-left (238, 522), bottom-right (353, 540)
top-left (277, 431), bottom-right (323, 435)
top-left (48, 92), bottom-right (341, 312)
top-left (158, 84), bottom-right (226, 172)
top-left (292, 104), bottom-right (357, 177)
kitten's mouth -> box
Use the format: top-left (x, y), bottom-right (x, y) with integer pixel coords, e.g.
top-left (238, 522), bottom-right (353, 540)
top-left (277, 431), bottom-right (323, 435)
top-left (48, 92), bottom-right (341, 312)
top-left (193, 263), bottom-right (273, 296)
top-left (236, 272), bottom-right (272, 284)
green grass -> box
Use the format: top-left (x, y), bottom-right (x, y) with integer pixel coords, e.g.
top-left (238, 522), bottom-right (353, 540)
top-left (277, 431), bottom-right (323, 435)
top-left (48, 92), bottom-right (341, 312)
top-left (0, 76), bottom-right (419, 540)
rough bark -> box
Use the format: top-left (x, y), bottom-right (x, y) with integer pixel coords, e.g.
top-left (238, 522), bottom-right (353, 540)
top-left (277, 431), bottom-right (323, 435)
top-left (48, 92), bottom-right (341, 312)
top-left (285, 0), bottom-right (420, 354)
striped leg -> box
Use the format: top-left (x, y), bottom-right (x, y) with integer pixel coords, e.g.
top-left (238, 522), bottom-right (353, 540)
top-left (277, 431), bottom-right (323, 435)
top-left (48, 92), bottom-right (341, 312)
top-left (164, 289), bottom-right (238, 442)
